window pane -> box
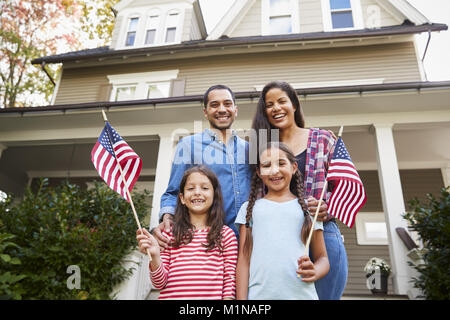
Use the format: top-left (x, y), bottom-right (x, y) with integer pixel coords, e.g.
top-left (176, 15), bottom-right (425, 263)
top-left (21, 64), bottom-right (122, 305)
top-left (145, 29), bottom-right (156, 44)
top-left (330, 0), bottom-right (351, 10)
top-left (128, 17), bottom-right (139, 32)
top-left (269, 16), bottom-right (292, 34)
top-left (165, 27), bottom-right (176, 42)
top-left (331, 11), bottom-right (354, 28)
top-left (125, 31), bottom-right (136, 46)
top-left (365, 222), bottom-right (388, 239)
top-left (147, 82), bottom-right (170, 99)
top-left (270, 0), bottom-right (291, 15)
top-left (115, 87), bottom-right (136, 101)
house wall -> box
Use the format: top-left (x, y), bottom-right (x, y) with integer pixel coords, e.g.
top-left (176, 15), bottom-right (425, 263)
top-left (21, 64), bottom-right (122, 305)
top-left (229, 0), bottom-right (403, 38)
top-left (54, 41), bottom-right (421, 104)
top-left (341, 169), bottom-right (444, 295)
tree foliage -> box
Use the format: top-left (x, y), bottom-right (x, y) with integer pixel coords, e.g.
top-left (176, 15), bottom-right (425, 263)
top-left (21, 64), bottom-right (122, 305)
top-left (0, 178), bottom-right (150, 299)
top-left (79, 0), bottom-right (121, 46)
top-left (404, 187), bottom-right (450, 300)
top-left (0, 0), bottom-right (81, 108)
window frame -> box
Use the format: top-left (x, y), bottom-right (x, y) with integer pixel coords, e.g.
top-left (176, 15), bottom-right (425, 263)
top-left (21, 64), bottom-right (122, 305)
top-left (144, 8), bottom-right (161, 46)
top-left (107, 70), bottom-right (179, 102)
top-left (261, 0), bottom-right (300, 36)
top-left (125, 16), bottom-right (140, 47)
top-left (321, 0), bottom-right (364, 32)
top-left (355, 212), bottom-right (389, 245)
top-left (163, 9), bottom-right (181, 44)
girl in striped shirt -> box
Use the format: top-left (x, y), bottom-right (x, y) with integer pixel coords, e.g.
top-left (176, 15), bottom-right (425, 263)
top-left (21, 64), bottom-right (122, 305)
top-left (137, 165), bottom-right (238, 300)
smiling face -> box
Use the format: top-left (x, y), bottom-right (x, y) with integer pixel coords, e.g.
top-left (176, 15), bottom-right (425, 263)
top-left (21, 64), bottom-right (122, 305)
top-left (203, 89), bottom-right (237, 131)
top-left (258, 147), bottom-right (298, 194)
top-left (179, 172), bottom-right (215, 216)
top-left (264, 87), bottom-right (296, 130)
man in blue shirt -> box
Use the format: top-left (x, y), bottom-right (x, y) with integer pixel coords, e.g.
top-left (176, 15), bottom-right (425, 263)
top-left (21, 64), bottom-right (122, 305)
top-left (151, 85), bottom-right (252, 248)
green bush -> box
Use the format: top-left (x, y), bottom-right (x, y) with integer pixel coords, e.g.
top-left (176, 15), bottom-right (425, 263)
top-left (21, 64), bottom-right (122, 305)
top-left (0, 178), bottom-right (150, 300)
top-left (0, 231), bottom-right (26, 299)
top-left (403, 187), bottom-right (450, 300)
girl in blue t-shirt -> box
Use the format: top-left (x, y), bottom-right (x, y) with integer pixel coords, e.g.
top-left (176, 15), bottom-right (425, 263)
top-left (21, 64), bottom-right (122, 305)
top-left (235, 142), bottom-right (329, 300)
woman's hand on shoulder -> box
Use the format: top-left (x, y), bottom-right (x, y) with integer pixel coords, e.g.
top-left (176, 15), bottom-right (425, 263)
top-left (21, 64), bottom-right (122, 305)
top-left (306, 196), bottom-right (328, 222)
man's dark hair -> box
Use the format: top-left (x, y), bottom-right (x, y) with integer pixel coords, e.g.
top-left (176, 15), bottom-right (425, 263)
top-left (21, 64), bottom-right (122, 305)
top-left (202, 84), bottom-right (236, 108)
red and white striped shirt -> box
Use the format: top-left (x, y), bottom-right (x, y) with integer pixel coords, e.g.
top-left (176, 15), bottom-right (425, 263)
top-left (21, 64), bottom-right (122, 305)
top-left (150, 226), bottom-right (238, 300)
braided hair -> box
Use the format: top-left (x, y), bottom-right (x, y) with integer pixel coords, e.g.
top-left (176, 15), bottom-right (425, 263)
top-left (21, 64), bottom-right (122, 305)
top-left (242, 142), bottom-right (311, 258)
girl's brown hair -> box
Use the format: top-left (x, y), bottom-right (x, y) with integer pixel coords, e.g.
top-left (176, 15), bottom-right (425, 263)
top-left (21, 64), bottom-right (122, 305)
top-left (243, 142), bottom-right (311, 257)
top-left (172, 165), bottom-right (225, 251)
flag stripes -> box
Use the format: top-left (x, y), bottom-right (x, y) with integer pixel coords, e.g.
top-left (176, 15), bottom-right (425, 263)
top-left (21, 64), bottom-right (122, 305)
top-left (91, 122), bottom-right (142, 202)
top-left (327, 137), bottom-right (367, 228)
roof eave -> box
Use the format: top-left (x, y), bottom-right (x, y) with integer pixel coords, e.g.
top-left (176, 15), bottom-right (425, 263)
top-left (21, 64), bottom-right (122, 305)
top-left (31, 23), bottom-right (448, 65)
top-left (2, 81), bottom-right (450, 114)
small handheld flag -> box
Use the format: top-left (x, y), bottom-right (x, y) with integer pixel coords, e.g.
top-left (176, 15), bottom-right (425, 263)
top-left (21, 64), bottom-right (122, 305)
top-left (327, 137), bottom-right (367, 228)
top-left (91, 122), bottom-right (142, 202)
top-left (91, 111), bottom-right (152, 262)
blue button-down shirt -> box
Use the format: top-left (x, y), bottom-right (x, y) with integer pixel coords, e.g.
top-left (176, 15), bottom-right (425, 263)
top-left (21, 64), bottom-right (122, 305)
top-left (159, 129), bottom-right (252, 236)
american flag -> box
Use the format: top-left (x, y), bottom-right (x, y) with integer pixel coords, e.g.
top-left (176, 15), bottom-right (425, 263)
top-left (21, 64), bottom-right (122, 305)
top-left (91, 122), bottom-right (142, 202)
top-left (327, 137), bottom-right (367, 228)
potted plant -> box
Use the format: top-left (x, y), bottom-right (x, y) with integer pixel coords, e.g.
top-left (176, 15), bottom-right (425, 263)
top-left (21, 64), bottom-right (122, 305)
top-left (364, 257), bottom-right (391, 295)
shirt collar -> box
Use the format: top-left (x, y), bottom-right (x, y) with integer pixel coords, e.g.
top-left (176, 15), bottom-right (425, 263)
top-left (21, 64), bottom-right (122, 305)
top-left (204, 128), bottom-right (237, 141)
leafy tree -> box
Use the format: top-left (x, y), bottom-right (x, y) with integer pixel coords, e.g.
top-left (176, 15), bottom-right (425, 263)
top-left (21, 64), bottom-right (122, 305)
top-left (79, 0), bottom-right (120, 46)
top-left (0, 0), bottom-right (81, 108)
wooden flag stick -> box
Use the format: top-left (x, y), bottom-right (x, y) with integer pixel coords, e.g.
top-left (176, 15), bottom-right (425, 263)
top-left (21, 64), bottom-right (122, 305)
top-left (303, 126), bottom-right (344, 257)
top-left (101, 109), bottom-right (152, 262)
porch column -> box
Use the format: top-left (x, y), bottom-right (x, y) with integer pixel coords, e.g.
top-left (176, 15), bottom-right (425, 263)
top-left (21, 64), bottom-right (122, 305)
top-left (372, 123), bottom-right (413, 296)
top-left (0, 143), bottom-right (7, 159)
top-left (441, 163), bottom-right (450, 187)
top-left (150, 132), bottom-right (176, 229)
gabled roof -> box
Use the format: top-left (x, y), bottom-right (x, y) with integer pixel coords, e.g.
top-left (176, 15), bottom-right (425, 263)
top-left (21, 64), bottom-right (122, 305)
top-left (206, 0), bottom-right (431, 40)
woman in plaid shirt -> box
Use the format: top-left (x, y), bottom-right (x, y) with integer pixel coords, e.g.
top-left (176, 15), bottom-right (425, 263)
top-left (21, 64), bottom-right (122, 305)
top-left (250, 81), bottom-right (348, 300)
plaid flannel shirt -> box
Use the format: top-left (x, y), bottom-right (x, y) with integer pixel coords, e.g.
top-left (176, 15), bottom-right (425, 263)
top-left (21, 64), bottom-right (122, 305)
top-left (304, 128), bottom-right (337, 221)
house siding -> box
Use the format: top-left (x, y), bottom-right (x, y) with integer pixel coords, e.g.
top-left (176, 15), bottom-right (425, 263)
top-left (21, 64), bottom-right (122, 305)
top-left (341, 169), bottom-right (444, 295)
top-left (54, 42), bottom-right (421, 104)
top-left (229, 0), bottom-right (403, 38)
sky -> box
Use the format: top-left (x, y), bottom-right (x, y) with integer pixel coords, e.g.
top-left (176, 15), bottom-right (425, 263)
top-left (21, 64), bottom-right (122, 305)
top-left (200, 0), bottom-right (450, 81)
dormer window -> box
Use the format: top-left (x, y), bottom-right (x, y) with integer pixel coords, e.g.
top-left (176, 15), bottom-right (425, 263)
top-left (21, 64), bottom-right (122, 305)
top-left (321, 0), bottom-right (364, 31)
top-left (125, 17), bottom-right (139, 46)
top-left (262, 0), bottom-right (299, 35)
top-left (145, 14), bottom-right (160, 45)
top-left (164, 11), bottom-right (179, 43)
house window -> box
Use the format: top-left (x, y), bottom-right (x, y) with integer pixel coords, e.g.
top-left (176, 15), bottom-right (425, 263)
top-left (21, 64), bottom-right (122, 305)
top-left (262, 0), bottom-right (299, 35)
top-left (270, 0), bottom-right (292, 34)
top-left (355, 212), bottom-right (389, 245)
top-left (114, 85), bottom-right (137, 101)
top-left (164, 12), bottom-right (179, 43)
top-left (145, 13), bottom-right (160, 45)
top-left (107, 70), bottom-right (179, 101)
top-left (322, 0), bottom-right (363, 31)
top-left (329, 0), bottom-right (354, 28)
top-left (147, 82), bottom-right (171, 99)
top-left (125, 17), bottom-right (139, 46)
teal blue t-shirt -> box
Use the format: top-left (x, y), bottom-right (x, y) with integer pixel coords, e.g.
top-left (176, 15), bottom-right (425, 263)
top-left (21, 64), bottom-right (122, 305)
top-left (235, 198), bottom-right (323, 300)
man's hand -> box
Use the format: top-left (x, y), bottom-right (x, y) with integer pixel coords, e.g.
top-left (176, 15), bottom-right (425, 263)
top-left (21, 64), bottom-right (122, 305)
top-left (307, 196), bottom-right (328, 222)
top-left (152, 213), bottom-right (173, 251)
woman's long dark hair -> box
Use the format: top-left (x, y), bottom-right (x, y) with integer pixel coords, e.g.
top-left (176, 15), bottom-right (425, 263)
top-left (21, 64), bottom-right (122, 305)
top-left (172, 165), bottom-right (225, 251)
top-left (243, 142), bottom-right (311, 258)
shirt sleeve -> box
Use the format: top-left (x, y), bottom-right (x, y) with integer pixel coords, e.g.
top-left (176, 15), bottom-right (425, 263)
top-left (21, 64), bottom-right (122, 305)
top-left (149, 231), bottom-right (172, 289)
top-left (159, 137), bottom-right (193, 221)
top-left (221, 227), bottom-right (238, 300)
top-left (234, 201), bottom-right (249, 228)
